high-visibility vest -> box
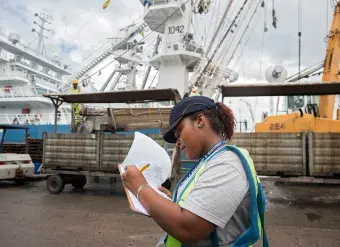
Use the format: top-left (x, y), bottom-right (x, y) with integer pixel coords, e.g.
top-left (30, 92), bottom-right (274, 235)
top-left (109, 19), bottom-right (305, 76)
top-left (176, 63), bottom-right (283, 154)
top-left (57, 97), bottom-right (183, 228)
top-left (69, 87), bottom-right (82, 123)
top-left (164, 145), bottom-right (269, 247)
top-left (69, 86), bottom-right (81, 94)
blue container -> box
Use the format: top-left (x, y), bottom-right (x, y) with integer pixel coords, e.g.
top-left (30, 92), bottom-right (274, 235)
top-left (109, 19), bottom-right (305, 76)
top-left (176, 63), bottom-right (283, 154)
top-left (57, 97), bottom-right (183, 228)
top-left (115, 128), bottom-right (162, 135)
top-left (33, 163), bottom-right (41, 174)
top-left (1, 124), bottom-right (71, 143)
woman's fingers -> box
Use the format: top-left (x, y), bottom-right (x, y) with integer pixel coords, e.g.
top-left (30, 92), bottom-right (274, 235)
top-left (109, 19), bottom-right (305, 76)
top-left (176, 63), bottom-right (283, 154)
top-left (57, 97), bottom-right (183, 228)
top-left (158, 186), bottom-right (172, 198)
top-left (121, 165), bottom-right (148, 195)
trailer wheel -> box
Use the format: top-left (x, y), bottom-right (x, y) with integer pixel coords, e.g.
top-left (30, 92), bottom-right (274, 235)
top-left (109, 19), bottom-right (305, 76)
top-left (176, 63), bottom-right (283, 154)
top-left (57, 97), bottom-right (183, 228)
top-left (71, 176), bottom-right (87, 189)
top-left (46, 175), bottom-right (65, 194)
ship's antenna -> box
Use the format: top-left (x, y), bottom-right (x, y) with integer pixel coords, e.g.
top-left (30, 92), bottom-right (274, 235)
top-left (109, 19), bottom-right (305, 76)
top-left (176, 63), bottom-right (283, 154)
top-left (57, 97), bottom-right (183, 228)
top-left (31, 13), bottom-right (51, 56)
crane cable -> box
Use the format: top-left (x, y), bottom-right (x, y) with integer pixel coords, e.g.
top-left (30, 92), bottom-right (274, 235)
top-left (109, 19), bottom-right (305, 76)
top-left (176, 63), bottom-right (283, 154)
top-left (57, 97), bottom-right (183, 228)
top-left (254, 0), bottom-right (267, 129)
top-left (203, 0), bottom-right (219, 48)
top-left (272, 0), bottom-right (277, 28)
top-left (194, 0), bottom-right (249, 86)
top-left (258, 0), bottom-right (267, 80)
top-left (231, 6), bottom-right (262, 67)
top-left (298, 0), bottom-right (302, 81)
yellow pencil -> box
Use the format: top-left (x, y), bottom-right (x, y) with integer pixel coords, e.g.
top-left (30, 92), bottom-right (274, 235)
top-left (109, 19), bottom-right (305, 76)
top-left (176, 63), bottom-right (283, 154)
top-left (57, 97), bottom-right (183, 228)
top-left (139, 164), bottom-right (150, 173)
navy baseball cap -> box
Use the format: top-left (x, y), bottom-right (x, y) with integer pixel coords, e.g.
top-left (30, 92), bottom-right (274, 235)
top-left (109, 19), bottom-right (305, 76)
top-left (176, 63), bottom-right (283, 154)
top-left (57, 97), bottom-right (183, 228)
top-left (163, 96), bottom-right (216, 143)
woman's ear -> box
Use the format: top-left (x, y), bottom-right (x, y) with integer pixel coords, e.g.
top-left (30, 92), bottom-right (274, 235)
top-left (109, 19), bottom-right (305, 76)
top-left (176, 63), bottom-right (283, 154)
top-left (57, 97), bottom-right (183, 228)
top-left (196, 114), bottom-right (205, 128)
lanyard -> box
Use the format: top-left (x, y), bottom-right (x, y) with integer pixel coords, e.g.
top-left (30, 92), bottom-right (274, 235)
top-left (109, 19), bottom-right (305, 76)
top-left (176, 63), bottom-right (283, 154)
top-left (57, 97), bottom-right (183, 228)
top-left (173, 139), bottom-right (226, 201)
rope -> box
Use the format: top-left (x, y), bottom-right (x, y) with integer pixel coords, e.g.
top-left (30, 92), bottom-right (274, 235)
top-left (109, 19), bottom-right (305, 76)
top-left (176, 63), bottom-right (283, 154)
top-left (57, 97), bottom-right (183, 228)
top-left (27, 36), bottom-right (38, 48)
top-left (271, 0), bottom-right (277, 28)
top-left (194, 0), bottom-right (249, 86)
top-left (263, 0), bottom-right (268, 32)
top-left (254, 4), bottom-right (267, 128)
top-left (148, 71), bottom-right (159, 89)
top-left (231, 7), bottom-right (262, 67)
top-left (203, 0), bottom-right (219, 47)
top-left (209, 0), bottom-right (222, 57)
top-left (298, 0), bottom-right (302, 81)
top-left (258, 3), bottom-right (266, 80)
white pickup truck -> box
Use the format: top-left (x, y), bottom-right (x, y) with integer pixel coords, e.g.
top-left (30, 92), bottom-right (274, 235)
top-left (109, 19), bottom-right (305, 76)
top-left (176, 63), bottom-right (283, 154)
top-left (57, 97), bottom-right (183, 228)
top-left (0, 153), bottom-right (35, 182)
top-left (0, 125), bottom-right (35, 183)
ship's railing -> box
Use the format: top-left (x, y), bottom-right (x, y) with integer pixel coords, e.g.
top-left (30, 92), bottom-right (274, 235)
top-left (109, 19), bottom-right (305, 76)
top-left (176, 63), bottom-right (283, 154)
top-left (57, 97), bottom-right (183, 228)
top-left (2, 65), bottom-right (61, 86)
top-left (0, 85), bottom-right (57, 99)
top-left (0, 112), bottom-right (71, 125)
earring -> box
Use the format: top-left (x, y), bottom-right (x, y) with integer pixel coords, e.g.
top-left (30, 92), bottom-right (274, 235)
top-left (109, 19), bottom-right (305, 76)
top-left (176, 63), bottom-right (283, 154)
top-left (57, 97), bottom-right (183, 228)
top-left (198, 124), bottom-right (203, 128)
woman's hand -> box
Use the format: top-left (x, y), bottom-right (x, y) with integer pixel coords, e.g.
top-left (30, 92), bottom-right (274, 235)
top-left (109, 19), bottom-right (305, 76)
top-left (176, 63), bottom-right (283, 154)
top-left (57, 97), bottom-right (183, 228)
top-left (158, 186), bottom-right (172, 198)
top-left (121, 165), bottom-right (148, 195)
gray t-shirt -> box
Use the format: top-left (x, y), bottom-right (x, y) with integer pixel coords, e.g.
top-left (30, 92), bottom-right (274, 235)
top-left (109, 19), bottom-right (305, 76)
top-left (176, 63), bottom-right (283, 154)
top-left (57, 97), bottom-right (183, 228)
top-left (180, 150), bottom-right (250, 247)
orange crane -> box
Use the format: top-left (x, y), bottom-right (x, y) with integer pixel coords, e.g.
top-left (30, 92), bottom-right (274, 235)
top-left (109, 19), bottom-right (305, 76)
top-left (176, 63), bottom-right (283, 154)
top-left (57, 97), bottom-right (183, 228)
top-left (254, 3), bottom-right (340, 133)
top-left (319, 3), bottom-right (340, 119)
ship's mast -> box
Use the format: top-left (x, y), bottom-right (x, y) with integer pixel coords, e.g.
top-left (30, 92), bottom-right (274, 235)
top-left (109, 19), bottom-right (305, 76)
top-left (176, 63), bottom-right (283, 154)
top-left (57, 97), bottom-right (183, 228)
top-left (32, 13), bottom-right (51, 56)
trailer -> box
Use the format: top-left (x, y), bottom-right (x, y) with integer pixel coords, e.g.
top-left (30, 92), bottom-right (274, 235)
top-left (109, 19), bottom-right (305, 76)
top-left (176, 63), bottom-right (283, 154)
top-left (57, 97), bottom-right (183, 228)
top-left (41, 88), bottom-right (181, 194)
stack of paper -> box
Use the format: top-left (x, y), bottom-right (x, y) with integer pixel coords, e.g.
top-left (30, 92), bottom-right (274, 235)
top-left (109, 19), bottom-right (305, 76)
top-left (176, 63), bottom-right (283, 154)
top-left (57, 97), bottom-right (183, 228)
top-left (119, 132), bottom-right (172, 216)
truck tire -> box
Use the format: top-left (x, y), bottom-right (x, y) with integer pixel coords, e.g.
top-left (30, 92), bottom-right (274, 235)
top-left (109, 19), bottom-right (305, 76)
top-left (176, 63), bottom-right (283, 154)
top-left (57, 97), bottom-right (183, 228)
top-left (46, 175), bottom-right (65, 194)
top-left (71, 176), bottom-right (87, 189)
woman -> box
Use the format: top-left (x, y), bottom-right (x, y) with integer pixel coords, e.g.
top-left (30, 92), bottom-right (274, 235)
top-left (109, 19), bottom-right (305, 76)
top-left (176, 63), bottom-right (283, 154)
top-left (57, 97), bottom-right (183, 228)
top-left (122, 96), bottom-right (268, 247)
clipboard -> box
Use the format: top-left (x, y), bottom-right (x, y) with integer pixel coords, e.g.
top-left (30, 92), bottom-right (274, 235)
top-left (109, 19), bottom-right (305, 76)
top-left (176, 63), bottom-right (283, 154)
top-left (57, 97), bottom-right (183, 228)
top-left (118, 164), bottom-right (149, 216)
top-left (119, 164), bottom-right (172, 216)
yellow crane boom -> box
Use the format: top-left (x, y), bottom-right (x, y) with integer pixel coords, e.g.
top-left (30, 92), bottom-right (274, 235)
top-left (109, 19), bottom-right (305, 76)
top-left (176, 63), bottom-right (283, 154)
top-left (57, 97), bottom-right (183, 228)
top-left (319, 3), bottom-right (340, 119)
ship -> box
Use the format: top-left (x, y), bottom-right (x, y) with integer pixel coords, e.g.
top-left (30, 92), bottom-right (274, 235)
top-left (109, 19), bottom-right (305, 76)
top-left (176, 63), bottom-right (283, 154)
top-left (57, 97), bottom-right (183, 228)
top-left (0, 13), bottom-right (73, 141)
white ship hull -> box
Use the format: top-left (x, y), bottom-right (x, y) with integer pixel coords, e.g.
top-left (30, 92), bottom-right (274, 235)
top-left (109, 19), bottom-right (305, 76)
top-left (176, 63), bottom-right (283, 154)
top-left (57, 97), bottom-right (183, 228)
top-left (0, 24), bottom-right (72, 126)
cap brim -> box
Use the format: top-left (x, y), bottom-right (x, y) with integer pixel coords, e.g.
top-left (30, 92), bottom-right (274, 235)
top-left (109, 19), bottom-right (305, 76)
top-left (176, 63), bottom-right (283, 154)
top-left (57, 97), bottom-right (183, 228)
top-left (162, 117), bottom-right (183, 143)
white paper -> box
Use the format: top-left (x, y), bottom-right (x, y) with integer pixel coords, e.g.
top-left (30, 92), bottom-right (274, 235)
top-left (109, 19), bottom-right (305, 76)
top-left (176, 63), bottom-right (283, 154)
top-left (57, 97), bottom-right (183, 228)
top-left (121, 132), bottom-right (171, 185)
top-left (119, 164), bottom-right (171, 216)
top-left (120, 132), bottom-right (172, 216)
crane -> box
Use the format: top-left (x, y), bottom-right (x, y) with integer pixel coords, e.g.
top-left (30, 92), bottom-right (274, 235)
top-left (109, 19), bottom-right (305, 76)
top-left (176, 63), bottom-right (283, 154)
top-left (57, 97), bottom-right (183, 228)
top-left (59, 22), bottom-right (147, 93)
top-left (254, 3), bottom-right (340, 133)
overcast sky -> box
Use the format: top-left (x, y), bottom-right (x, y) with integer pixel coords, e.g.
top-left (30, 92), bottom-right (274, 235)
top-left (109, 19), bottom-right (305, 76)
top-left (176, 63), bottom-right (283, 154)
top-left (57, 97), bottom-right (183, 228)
top-left (0, 0), bottom-right (336, 130)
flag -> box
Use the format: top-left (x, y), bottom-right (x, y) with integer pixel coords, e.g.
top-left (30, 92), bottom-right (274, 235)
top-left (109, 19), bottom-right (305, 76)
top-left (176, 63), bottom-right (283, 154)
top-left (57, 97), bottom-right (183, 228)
top-left (102, 0), bottom-right (111, 9)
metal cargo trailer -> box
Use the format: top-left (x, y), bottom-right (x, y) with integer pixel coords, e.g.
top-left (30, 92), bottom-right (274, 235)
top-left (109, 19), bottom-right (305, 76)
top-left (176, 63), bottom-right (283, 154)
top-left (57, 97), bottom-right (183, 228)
top-left (308, 133), bottom-right (340, 177)
top-left (41, 132), bottom-right (174, 194)
top-left (231, 133), bottom-right (307, 176)
top-left (179, 133), bottom-right (307, 177)
top-left (42, 133), bottom-right (100, 171)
